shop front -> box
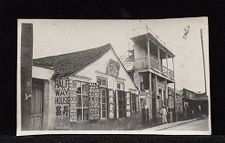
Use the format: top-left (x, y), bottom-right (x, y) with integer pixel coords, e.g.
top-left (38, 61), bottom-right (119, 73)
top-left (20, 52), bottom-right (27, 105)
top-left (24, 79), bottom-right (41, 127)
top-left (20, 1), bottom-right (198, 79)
top-left (27, 44), bottom-right (139, 130)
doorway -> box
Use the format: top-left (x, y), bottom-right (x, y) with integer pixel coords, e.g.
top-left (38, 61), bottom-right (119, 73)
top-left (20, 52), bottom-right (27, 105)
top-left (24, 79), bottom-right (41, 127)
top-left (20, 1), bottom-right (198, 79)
top-left (30, 79), bottom-right (44, 130)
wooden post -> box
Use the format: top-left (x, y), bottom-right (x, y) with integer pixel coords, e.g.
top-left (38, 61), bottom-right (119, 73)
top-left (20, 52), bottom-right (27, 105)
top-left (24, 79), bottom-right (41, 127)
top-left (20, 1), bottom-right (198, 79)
top-left (147, 38), bottom-right (151, 70)
top-left (149, 72), bottom-right (152, 121)
top-left (165, 79), bottom-right (168, 106)
top-left (172, 57), bottom-right (175, 78)
top-left (174, 82), bottom-right (176, 122)
top-left (155, 75), bottom-right (159, 118)
top-left (146, 25), bottom-right (151, 70)
top-left (157, 47), bottom-right (161, 71)
top-left (166, 54), bottom-right (169, 76)
top-left (200, 28), bottom-right (207, 95)
top-left (21, 23), bottom-right (33, 130)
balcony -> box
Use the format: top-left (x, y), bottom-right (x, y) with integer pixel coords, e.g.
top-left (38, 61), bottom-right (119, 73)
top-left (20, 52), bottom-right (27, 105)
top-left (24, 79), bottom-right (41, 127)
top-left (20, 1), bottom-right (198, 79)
top-left (134, 57), bottom-right (174, 79)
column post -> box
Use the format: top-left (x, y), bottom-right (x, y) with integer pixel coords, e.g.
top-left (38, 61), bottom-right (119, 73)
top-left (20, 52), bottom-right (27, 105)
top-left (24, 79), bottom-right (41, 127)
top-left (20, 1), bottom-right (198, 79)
top-left (157, 47), bottom-right (161, 71)
top-left (174, 82), bottom-right (176, 122)
top-left (172, 57), bottom-right (175, 78)
top-left (165, 79), bottom-right (168, 107)
top-left (147, 38), bottom-right (151, 70)
top-left (166, 54), bottom-right (169, 76)
top-left (149, 72), bottom-right (152, 121)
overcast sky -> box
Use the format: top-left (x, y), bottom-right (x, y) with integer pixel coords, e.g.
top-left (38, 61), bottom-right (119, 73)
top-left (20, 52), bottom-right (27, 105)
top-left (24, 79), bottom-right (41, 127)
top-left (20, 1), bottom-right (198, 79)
top-left (18, 17), bottom-right (209, 93)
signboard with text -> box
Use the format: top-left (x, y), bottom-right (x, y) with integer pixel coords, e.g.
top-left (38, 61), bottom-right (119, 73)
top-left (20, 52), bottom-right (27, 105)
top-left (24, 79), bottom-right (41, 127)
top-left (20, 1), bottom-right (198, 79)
top-left (89, 83), bottom-right (100, 120)
top-left (106, 59), bottom-right (120, 78)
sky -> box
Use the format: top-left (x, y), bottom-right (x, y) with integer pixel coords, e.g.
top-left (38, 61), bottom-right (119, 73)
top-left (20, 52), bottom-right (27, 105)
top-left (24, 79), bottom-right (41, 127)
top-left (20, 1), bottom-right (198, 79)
top-left (18, 17), bottom-right (209, 93)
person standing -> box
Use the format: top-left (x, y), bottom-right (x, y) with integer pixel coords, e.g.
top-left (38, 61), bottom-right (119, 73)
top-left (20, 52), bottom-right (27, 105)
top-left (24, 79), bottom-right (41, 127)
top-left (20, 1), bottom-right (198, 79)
top-left (160, 105), bottom-right (168, 124)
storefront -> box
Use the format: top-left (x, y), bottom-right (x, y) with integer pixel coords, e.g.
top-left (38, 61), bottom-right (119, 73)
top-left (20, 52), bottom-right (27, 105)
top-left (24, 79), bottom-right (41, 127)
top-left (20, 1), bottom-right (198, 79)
top-left (27, 44), bottom-right (139, 130)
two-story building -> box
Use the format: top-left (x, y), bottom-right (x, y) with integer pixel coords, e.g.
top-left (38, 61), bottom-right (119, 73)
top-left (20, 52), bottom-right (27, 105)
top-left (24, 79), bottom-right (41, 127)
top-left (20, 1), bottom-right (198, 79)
top-left (125, 32), bottom-right (176, 125)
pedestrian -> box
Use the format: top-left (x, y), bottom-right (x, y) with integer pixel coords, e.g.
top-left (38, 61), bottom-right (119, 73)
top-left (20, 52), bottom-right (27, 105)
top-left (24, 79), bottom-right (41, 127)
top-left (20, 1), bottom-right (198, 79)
top-left (160, 105), bottom-right (167, 124)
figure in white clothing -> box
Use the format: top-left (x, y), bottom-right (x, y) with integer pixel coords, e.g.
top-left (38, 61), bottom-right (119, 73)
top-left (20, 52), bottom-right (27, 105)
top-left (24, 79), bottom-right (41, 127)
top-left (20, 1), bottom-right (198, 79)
top-left (160, 105), bottom-right (167, 124)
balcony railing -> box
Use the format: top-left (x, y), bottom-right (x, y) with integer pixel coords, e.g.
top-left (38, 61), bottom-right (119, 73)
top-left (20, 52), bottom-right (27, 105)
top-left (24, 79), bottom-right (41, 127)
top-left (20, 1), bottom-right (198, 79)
top-left (134, 57), bottom-right (174, 78)
top-left (150, 57), bottom-right (160, 71)
top-left (168, 69), bottom-right (174, 78)
top-left (162, 65), bottom-right (168, 76)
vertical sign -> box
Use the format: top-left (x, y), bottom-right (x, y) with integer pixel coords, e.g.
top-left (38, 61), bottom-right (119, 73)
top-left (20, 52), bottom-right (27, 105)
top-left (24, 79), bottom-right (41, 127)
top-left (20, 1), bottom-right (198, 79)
top-left (21, 23), bottom-right (33, 130)
top-left (126, 92), bottom-right (131, 117)
top-left (108, 89), bottom-right (115, 119)
top-left (68, 79), bottom-right (78, 122)
top-left (89, 83), bottom-right (100, 120)
top-left (55, 78), bottom-right (70, 118)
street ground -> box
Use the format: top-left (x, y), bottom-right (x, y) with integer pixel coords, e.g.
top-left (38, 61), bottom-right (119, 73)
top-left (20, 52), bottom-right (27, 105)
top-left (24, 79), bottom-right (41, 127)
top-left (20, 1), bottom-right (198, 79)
top-left (142, 116), bottom-right (209, 132)
top-left (163, 116), bottom-right (209, 131)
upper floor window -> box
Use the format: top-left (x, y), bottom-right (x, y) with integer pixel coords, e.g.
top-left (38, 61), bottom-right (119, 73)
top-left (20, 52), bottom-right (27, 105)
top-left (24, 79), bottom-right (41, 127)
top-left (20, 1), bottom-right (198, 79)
top-left (117, 82), bottom-right (125, 91)
top-left (97, 77), bottom-right (108, 87)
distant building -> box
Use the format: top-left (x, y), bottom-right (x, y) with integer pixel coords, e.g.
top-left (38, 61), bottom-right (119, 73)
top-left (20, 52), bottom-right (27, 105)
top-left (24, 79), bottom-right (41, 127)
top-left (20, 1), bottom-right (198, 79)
top-left (180, 88), bottom-right (208, 119)
top-left (195, 92), bottom-right (208, 116)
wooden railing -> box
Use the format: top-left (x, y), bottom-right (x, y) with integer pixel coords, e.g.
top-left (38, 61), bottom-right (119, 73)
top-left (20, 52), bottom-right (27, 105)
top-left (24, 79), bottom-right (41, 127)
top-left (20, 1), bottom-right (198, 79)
top-left (162, 65), bottom-right (168, 76)
top-left (134, 57), bottom-right (174, 79)
top-left (150, 57), bottom-right (160, 71)
top-left (168, 69), bottom-right (174, 78)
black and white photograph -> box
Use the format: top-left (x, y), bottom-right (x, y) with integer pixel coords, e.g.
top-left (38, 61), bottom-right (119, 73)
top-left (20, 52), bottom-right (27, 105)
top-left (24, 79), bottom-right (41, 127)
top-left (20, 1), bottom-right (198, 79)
top-left (17, 17), bottom-right (210, 136)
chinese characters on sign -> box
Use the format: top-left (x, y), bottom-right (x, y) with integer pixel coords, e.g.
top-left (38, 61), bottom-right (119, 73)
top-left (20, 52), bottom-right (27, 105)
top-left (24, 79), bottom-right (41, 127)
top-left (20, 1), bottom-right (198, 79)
top-left (55, 78), bottom-right (79, 121)
top-left (106, 59), bottom-right (120, 78)
top-left (55, 78), bottom-right (70, 117)
top-left (89, 83), bottom-right (100, 120)
top-left (108, 90), bottom-right (115, 119)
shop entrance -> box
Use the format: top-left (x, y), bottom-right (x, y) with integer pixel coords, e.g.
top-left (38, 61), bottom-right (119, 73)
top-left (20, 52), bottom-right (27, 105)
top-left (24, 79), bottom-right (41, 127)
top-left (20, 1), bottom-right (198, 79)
top-left (118, 91), bottom-right (126, 118)
top-left (30, 79), bottom-right (44, 130)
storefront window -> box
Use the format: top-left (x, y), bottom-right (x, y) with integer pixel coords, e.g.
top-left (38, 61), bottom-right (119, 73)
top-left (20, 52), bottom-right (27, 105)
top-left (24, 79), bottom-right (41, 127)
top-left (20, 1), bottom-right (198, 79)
top-left (83, 96), bottom-right (89, 108)
top-left (97, 77), bottom-right (108, 119)
top-left (76, 81), bottom-right (81, 94)
top-left (77, 95), bottom-right (82, 107)
top-left (82, 82), bottom-right (89, 95)
top-left (70, 80), bottom-right (89, 122)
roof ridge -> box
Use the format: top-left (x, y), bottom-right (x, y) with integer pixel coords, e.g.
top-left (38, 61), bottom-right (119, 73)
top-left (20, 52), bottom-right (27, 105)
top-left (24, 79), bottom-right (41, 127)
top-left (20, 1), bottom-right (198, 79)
top-left (34, 43), bottom-right (112, 60)
top-left (33, 43), bottom-right (112, 77)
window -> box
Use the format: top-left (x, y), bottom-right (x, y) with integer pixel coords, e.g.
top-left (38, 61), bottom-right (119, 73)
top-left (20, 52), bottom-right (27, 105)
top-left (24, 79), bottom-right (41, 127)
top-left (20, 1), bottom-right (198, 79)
top-left (97, 77), bottom-right (108, 119)
top-left (97, 77), bottom-right (107, 87)
top-left (71, 81), bottom-right (89, 121)
top-left (117, 82), bottom-right (125, 91)
top-left (100, 88), bottom-right (107, 119)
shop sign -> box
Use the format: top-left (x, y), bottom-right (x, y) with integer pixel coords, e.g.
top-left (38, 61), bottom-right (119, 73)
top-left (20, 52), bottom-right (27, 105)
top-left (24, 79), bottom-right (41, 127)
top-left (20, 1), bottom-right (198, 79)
top-left (106, 59), bottom-right (120, 78)
top-left (89, 83), bottom-right (100, 120)
top-left (55, 78), bottom-right (70, 117)
top-left (108, 90), bottom-right (115, 119)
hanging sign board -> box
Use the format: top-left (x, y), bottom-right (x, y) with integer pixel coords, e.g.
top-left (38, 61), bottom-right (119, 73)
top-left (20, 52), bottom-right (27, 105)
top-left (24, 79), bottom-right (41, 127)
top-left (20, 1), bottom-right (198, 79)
top-left (106, 59), bottom-right (120, 78)
top-left (89, 83), bottom-right (100, 120)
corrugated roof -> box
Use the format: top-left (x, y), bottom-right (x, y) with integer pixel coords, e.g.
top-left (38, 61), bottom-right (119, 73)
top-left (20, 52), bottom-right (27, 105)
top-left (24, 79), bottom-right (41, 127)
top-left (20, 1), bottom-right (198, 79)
top-left (33, 43), bottom-right (112, 77)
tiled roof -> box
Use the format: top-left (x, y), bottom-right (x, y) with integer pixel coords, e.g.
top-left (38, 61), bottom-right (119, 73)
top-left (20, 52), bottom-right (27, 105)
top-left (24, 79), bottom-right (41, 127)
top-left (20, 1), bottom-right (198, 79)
top-left (33, 43), bottom-right (112, 77)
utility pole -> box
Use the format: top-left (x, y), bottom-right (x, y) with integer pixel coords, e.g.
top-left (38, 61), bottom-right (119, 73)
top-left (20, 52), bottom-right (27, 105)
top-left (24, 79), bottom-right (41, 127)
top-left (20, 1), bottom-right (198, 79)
top-left (200, 28), bottom-right (207, 95)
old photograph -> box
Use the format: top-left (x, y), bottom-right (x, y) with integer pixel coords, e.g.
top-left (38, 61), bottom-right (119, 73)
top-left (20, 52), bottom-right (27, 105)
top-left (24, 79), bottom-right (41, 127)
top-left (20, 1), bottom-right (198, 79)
top-left (17, 18), bottom-right (210, 135)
